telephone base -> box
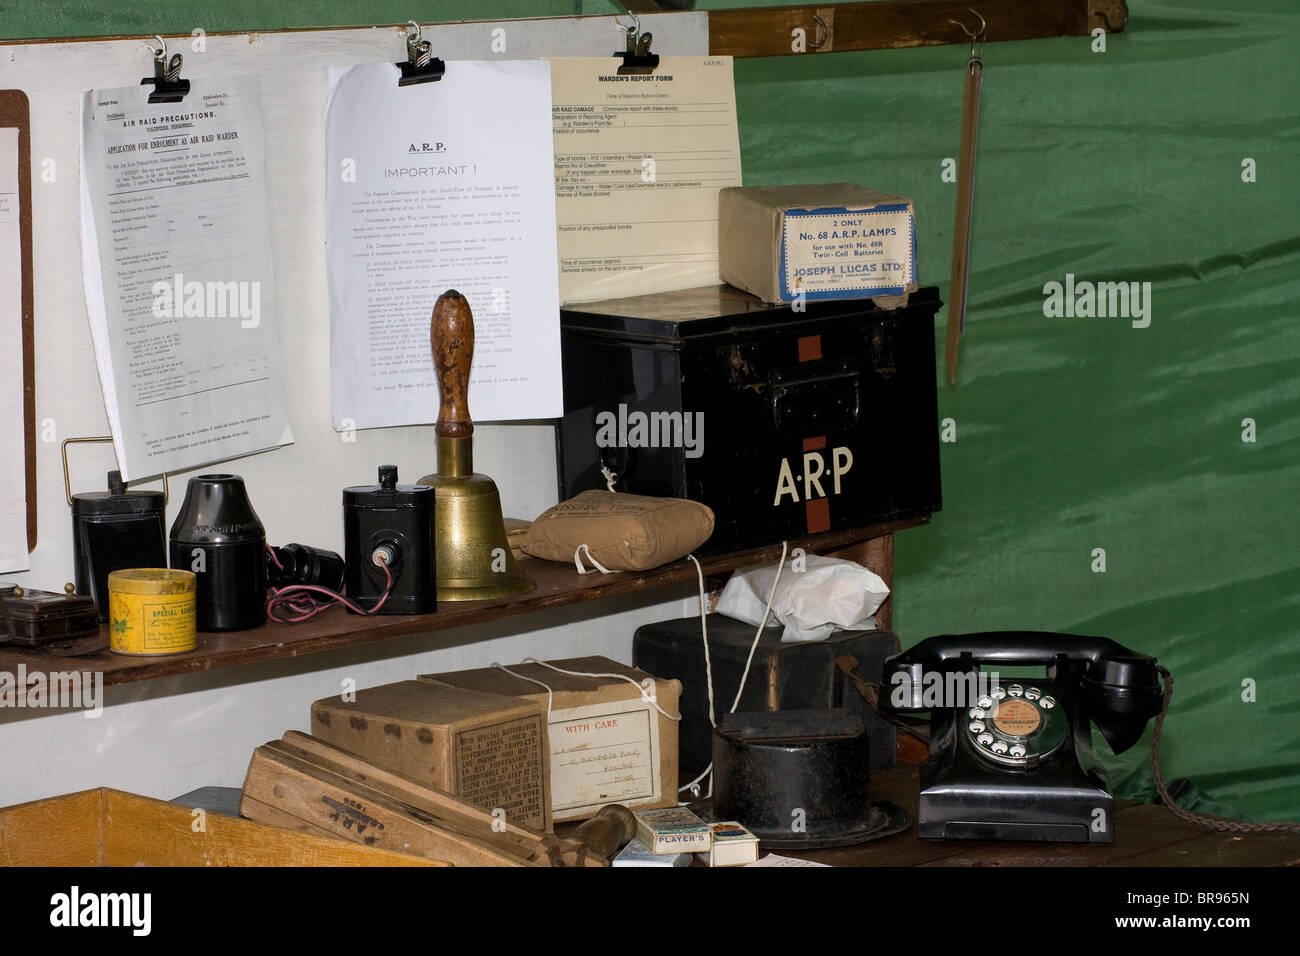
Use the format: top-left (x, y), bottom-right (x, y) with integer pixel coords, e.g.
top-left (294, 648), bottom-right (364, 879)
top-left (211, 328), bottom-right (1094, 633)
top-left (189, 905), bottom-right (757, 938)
top-left (917, 783), bottom-right (1115, 843)
top-left (922, 820), bottom-right (1093, 842)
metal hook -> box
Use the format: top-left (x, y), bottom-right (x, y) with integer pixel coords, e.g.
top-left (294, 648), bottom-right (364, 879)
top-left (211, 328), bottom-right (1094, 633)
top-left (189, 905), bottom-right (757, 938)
top-left (143, 35), bottom-right (182, 83)
top-left (406, 21), bottom-right (431, 67)
top-left (949, 9), bottom-right (987, 61)
top-left (808, 14), bottom-right (830, 51)
top-left (613, 12), bottom-right (644, 55)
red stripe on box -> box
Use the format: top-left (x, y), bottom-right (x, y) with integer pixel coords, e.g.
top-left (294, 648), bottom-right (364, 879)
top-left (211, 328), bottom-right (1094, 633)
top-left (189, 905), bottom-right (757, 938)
top-left (805, 497), bottom-right (831, 534)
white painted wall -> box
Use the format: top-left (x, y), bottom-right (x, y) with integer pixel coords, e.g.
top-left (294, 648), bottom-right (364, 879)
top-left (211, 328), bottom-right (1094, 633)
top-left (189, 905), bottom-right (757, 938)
top-left (0, 19), bottom-right (706, 808)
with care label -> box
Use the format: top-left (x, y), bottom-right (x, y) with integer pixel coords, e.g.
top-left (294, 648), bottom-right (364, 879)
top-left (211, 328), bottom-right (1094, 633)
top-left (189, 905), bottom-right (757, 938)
top-left (550, 700), bottom-right (659, 813)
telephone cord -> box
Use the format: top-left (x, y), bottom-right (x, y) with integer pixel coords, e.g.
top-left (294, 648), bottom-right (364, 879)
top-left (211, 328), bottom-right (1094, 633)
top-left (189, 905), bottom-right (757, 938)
top-left (1151, 665), bottom-right (1300, 832)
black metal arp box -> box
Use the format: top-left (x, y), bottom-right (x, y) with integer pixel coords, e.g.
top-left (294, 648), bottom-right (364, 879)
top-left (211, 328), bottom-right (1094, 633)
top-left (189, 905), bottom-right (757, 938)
top-left (556, 285), bottom-right (942, 552)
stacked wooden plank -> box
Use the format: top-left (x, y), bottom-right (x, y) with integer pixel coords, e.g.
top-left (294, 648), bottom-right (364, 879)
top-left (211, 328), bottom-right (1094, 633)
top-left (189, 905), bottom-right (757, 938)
top-left (240, 732), bottom-right (591, 867)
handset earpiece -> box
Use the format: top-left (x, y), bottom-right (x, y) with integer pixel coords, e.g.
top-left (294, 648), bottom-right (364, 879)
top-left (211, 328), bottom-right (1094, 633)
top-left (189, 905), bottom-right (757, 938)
top-left (1079, 652), bottom-right (1163, 754)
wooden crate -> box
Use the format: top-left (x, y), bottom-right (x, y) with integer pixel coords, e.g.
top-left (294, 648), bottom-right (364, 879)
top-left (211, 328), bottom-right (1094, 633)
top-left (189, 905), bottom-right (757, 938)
top-left (0, 787), bottom-right (443, 867)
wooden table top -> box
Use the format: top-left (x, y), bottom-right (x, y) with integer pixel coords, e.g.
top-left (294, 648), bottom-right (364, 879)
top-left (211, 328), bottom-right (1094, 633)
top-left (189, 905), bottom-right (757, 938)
top-left (764, 764), bottom-right (1300, 867)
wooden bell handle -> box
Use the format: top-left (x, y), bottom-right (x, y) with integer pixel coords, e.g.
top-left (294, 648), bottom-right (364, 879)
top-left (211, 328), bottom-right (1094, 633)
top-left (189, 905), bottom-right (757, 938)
top-left (431, 290), bottom-right (474, 438)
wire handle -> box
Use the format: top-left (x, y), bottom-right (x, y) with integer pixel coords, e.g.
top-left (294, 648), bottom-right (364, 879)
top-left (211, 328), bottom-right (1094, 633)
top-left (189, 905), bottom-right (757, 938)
top-left (61, 436), bottom-right (168, 506)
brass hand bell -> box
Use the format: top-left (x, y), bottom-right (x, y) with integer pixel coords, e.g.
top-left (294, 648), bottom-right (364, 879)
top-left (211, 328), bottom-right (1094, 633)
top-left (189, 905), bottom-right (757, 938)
top-left (418, 291), bottom-right (534, 601)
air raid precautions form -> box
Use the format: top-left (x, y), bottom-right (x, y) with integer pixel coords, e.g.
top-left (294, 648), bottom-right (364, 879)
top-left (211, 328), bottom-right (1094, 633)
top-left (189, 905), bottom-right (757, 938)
top-left (550, 57), bottom-right (742, 304)
top-left (79, 78), bottom-right (292, 481)
top-left (326, 61), bottom-right (561, 430)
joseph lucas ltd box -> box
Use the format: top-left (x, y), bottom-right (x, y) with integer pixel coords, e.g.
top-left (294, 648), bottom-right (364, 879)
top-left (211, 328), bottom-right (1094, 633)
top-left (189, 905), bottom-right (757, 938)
top-left (421, 656), bottom-right (680, 822)
top-left (719, 183), bottom-right (918, 304)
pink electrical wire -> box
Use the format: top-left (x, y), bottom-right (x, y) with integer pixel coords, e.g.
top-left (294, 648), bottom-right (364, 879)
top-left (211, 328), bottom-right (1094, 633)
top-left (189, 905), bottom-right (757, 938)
top-left (265, 545), bottom-right (394, 623)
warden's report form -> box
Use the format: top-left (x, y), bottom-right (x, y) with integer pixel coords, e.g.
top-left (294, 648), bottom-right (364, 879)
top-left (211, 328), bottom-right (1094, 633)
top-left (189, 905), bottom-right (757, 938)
top-left (551, 57), bottom-right (742, 304)
top-left (326, 60), bottom-right (561, 430)
top-left (79, 78), bottom-right (292, 481)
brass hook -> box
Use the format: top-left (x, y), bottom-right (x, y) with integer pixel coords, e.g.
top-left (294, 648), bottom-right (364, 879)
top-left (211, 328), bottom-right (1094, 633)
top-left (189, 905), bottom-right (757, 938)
top-left (949, 9), bottom-right (987, 61)
top-left (808, 14), bottom-right (830, 51)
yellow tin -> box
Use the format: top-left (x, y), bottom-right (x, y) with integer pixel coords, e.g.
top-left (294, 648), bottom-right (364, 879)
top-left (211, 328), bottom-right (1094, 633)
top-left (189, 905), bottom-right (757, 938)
top-left (107, 569), bottom-right (198, 656)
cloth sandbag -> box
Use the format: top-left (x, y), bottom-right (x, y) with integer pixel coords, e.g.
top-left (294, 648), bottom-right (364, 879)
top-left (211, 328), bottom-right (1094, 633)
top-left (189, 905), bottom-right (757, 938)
top-left (522, 490), bottom-right (714, 572)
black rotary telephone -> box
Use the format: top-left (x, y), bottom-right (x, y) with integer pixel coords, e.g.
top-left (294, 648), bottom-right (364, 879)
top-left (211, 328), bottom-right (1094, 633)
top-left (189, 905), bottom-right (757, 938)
top-left (884, 632), bottom-right (1164, 843)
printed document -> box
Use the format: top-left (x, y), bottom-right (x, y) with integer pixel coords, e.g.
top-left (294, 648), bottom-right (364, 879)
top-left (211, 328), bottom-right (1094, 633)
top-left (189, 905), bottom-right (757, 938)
top-left (550, 57), bottom-right (742, 304)
top-left (79, 78), bottom-right (292, 481)
top-left (1, 126), bottom-right (27, 571)
top-left (325, 61), bottom-right (561, 429)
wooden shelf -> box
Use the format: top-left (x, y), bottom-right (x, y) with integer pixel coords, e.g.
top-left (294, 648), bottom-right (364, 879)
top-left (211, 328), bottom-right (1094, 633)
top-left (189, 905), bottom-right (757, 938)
top-left (0, 517), bottom-right (928, 688)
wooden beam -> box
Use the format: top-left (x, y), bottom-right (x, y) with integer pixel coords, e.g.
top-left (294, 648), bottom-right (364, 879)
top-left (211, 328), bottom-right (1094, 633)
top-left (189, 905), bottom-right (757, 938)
top-left (0, 3), bottom-right (1126, 56)
top-left (614, 1), bottom-right (672, 12)
top-left (709, 0), bottom-right (1127, 58)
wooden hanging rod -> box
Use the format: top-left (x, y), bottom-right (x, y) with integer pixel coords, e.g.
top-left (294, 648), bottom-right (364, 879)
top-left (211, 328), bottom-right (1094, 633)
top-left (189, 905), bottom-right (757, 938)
top-left (0, 2), bottom-right (1127, 55)
top-left (707, 1), bottom-right (1128, 58)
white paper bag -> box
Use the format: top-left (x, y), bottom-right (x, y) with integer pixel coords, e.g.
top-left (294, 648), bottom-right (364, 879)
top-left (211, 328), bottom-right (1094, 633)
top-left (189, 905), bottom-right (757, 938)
top-left (716, 554), bottom-right (890, 642)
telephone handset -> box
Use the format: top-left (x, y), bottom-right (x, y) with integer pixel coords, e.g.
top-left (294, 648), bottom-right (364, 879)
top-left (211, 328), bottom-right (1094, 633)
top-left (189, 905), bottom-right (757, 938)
top-left (885, 631), bottom-right (1163, 843)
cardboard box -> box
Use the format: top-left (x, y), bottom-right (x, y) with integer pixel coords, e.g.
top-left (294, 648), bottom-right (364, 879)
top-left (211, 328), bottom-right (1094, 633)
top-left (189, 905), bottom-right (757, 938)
top-left (420, 656), bottom-right (681, 821)
top-left (612, 838), bottom-right (691, 867)
top-left (719, 183), bottom-right (918, 304)
top-left (310, 681), bottom-right (550, 831)
top-left (634, 806), bottom-right (712, 854)
top-left (697, 821), bottom-right (759, 867)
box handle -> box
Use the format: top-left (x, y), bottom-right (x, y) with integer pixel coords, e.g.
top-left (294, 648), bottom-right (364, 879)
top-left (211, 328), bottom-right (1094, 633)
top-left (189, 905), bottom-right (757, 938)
top-left (768, 358), bottom-right (861, 434)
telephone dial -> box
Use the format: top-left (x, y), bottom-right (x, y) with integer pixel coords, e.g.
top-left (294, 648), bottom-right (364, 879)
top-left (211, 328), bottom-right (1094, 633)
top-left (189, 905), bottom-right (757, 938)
top-left (885, 632), bottom-right (1163, 843)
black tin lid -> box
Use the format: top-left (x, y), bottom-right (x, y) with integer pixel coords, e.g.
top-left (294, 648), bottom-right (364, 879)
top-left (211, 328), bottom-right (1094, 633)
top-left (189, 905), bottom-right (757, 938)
top-left (70, 470), bottom-right (166, 516)
top-left (343, 465), bottom-right (434, 510)
top-left (716, 708), bottom-right (866, 743)
top-left (560, 283), bottom-right (941, 341)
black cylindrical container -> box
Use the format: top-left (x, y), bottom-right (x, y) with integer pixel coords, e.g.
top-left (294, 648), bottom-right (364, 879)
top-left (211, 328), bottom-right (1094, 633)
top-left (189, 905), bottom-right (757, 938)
top-left (713, 709), bottom-right (891, 849)
top-left (72, 470), bottom-right (167, 622)
top-left (342, 465), bottom-right (436, 614)
top-left (169, 474), bottom-right (266, 631)
top-left (268, 543), bottom-right (347, 592)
